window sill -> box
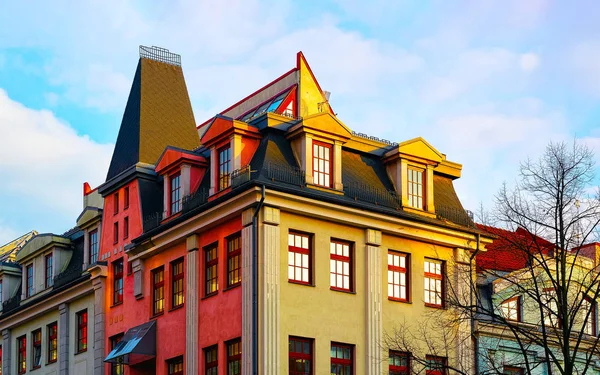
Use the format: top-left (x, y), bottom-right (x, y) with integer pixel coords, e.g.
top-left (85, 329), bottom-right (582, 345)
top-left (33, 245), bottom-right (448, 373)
top-left (424, 303), bottom-right (444, 309)
top-left (288, 280), bottom-right (315, 287)
top-left (388, 297), bottom-right (411, 304)
top-left (330, 287), bottom-right (355, 294)
top-left (150, 311), bottom-right (164, 319)
top-left (47, 360), bottom-right (57, 365)
top-left (224, 283), bottom-right (241, 292)
top-left (74, 349), bottom-right (88, 356)
top-left (403, 206), bottom-right (436, 218)
top-left (201, 292), bottom-right (218, 300)
top-left (111, 301), bottom-right (123, 308)
top-left (169, 304), bottom-right (184, 312)
top-left (31, 365), bottom-right (41, 371)
top-left (306, 183), bottom-right (344, 195)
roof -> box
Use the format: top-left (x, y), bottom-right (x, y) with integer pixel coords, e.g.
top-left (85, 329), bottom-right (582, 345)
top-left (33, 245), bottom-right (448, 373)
top-left (0, 231), bottom-right (37, 263)
top-left (106, 47), bottom-right (200, 181)
top-left (476, 225), bottom-right (555, 272)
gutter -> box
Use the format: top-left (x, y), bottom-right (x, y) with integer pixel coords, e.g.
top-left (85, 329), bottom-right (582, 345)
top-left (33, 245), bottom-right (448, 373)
top-left (252, 185), bottom-right (265, 375)
top-left (470, 233), bottom-right (481, 375)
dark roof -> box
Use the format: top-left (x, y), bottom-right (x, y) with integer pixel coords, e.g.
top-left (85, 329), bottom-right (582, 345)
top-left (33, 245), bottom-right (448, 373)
top-left (135, 128), bottom-right (485, 243)
top-left (106, 57), bottom-right (200, 181)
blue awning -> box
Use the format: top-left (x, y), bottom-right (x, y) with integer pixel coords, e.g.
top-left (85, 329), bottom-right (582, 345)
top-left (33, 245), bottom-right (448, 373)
top-left (104, 320), bottom-right (156, 366)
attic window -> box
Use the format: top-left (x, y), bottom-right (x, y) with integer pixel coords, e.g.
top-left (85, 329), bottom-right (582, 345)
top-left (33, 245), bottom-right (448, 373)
top-left (219, 146), bottom-right (231, 190)
top-left (237, 88), bottom-right (291, 122)
top-left (312, 141), bottom-right (331, 188)
top-left (170, 173), bottom-right (182, 214)
top-left (407, 167), bottom-right (424, 209)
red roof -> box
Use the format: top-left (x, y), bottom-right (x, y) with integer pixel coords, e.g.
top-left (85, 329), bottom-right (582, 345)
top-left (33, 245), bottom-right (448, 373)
top-left (476, 224), bottom-right (555, 272)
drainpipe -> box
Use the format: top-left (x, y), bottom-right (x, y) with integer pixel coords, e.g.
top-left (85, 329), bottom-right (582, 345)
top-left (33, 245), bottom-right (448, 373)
top-left (252, 185), bottom-right (265, 375)
top-left (470, 233), bottom-right (481, 375)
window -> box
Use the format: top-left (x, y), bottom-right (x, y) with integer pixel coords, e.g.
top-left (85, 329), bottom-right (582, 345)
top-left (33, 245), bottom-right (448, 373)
top-left (503, 367), bottom-right (524, 375)
top-left (219, 146), bottom-right (231, 190)
top-left (312, 141), bottom-right (332, 188)
top-left (113, 259), bottom-right (124, 305)
top-left (31, 328), bottom-right (41, 369)
top-left (389, 351), bottom-right (410, 375)
top-left (111, 333), bottom-right (124, 375)
top-left (124, 187), bottom-right (130, 209)
top-left (227, 339), bottom-right (241, 375)
top-left (152, 266), bottom-right (165, 315)
top-left (0, 279), bottom-right (3, 304)
top-left (114, 192), bottom-right (119, 214)
top-left (123, 217), bottom-right (129, 239)
top-left (171, 173), bottom-right (182, 214)
top-left (407, 167), bottom-right (425, 209)
top-left (47, 322), bottom-right (58, 363)
top-left (113, 222), bottom-right (119, 244)
top-left (424, 259), bottom-right (444, 307)
top-left (76, 309), bottom-right (88, 353)
top-left (330, 343), bottom-right (353, 375)
top-left (582, 296), bottom-right (596, 335)
top-left (45, 253), bottom-right (53, 288)
top-left (330, 240), bottom-right (352, 292)
top-left (542, 289), bottom-right (559, 327)
top-left (172, 258), bottom-right (185, 308)
top-left (501, 296), bottom-right (521, 322)
top-left (289, 337), bottom-right (313, 375)
top-left (89, 229), bottom-right (99, 264)
top-left (426, 355), bottom-right (447, 375)
top-left (205, 345), bottom-right (218, 375)
top-left (205, 244), bottom-right (218, 296)
top-left (227, 234), bottom-right (241, 287)
top-left (388, 251), bottom-right (408, 302)
top-left (288, 232), bottom-right (311, 284)
top-left (168, 356), bottom-right (184, 375)
top-left (17, 335), bottom-right (26, 375)
top-left (26, 264), bottom-right (33, 297)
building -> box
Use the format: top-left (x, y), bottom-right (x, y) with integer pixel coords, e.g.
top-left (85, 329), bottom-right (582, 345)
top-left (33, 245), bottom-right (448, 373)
top-left (0, 185), bottom-right (105, 375)
top-left (475, 226), bottom-right (600, 374)
top-left (96, 45), bottom-right (492, 375)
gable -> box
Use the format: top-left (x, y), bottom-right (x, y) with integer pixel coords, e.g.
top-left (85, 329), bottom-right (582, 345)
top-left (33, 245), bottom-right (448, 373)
top-left (201, 116), bottom-right (234, 146)
top-left (396, 137), bottom-right (443, 163)
top-left (301, 112), bottom-right (352, 140)
top-left (155, 147), bottom-right (207, 174)
top-left (298, 52), bottom-right (332, 118)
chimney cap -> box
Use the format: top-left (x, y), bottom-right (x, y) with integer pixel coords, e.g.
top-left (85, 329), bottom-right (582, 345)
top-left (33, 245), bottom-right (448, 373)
top-left (139, 45), bottom-right (181, 67)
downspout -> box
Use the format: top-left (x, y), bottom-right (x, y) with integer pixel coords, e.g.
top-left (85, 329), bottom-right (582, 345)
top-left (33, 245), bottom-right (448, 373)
top-left (252, 185), bottom-right (265, 375)
top-left (470, 233), bottom-right (481, 375)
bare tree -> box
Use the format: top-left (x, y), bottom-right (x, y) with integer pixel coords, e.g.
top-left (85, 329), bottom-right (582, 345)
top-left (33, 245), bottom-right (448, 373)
top-left (385, 141), bottom-right (600, 375)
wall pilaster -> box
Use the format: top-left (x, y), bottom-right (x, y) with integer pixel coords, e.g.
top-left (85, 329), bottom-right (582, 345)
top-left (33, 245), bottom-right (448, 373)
top-left (92, 276), bottom-right (106, 375)
top-left (454, 248), bottom-right (474, 375)
top-left (59, 303), bottom-right (69, 375)
top-left (2, 329), bottom-right (10, 375)
top-left (241, 208), bottom-right (254, 375)
top-left (365, 229), bottom-right (383, 375)
top-left (260, 207), bottom-right (281, 375)
top-left (186, 234), bottom-right (200, 375)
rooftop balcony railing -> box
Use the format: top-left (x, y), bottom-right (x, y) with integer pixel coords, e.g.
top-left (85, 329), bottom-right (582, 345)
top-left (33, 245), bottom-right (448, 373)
top-left (265, 162), bottom-right (306, 186)
top-left (344, 182), bottom-right (402, 209)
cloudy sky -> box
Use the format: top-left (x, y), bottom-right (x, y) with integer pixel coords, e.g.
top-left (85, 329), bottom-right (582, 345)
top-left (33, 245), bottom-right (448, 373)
top-left (1, 0), bottom-right (599, 244)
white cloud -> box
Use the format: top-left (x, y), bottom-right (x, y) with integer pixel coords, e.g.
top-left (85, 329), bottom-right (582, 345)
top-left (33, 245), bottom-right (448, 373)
top-left (0, 89), bottom-right (113, 226)
top-left (520, 52), bottom-right (540, 72)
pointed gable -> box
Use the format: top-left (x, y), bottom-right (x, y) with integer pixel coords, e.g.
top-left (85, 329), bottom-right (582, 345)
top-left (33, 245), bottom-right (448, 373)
top-left (155, 147), bottom-right (207, 175)
top-left (297, 51), bottom-right (333, 118)
top-left (106, 46), bottom-right (201, 181)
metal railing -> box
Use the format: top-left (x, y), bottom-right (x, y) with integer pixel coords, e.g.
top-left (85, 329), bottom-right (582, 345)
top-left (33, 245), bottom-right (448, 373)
top-left (344, 182), bottom-right (402, 209)
top-left (436, 206), bottom-right (476, 228)
top-left (351, 131), bottom-right (398, 147)
top-left (3, 285), bottom-right (21, 311)
top-left (265, 163), bottom-right (305, 186)
top-left (231, 165), bottom-right (252, 188)
top-left (182, 188), bottom-right (210, 214)
top-left (139, 45), bottom-right (181, 66)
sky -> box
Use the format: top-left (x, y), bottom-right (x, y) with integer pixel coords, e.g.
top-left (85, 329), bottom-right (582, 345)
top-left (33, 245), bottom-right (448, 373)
top-left (1, 0), bottom-right (600, 244)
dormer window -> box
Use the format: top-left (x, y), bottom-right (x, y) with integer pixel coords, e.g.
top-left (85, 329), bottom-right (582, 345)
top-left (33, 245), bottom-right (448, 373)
top-left (45, 253), bottom-right (53, 288)
top-left (219, 146), bottom-right (231, 190)
top-left (89, 230), bottom-right (99, 264)
top-left (26, 264), bottom-right (33, 297)
top-left (407, 167), bottom-right (425, 210)
top-left (170, 173), bottom-right (181, 214)
top-left (313, 141), bottom-right (332, 188)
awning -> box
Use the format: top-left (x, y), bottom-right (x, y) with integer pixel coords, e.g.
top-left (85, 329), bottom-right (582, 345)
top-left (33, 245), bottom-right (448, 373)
top-left (104, 320), bottom-right (156, 366)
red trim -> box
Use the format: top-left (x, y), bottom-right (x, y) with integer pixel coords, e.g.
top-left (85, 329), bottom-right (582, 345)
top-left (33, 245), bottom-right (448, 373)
top-left (168, 356), bottom-right (184, 375)
top-left (389, 351), bottom-right (410, 374)
top-left (198, 68), bottom-right (298, 128)
top-left (205, 345), bottom-right (218, 372)
top-left (31, 328), bottom-right (41, 369)
top-left (501, 296), bottom-right (521, 322)
top-left (76, 309), bottom-right (88, 353)
top-left (288, 232), bottom-right (312, 285)
top-left (289, 337), bottom-right (313, 375)
top-left (276, 86), bottom-right (297, 117)
top-left (113, 259), bottom-right (124, 305)
top-left (152, 266), bottom-right (165, 316)
top-left (330, 240), bottom-right (353, 292)
top-left (17, 335), bottom-right (26, 374)
top-left (236, 85), bottom-right (295, 120)
top-left (330, 343), bottom-right (353, 374)
top-left (170, 172), bottom-right (182, 215)
top-left (426, 355), bottom-right (447, 375)
top-left (388, 251), bottom-right (409, 302)
top-left (47, 322), bottom-right (58, 364)
top-left (45, 253), bottom-right (53, 288)
top-left (227, 233), bottom-right (242, 287)
top-left (171, 258), bottom-right (185, 308)
top-left (227, 338), bottom-right (242, 375)
top-left (312, 140), bottom-right (333, 188)
top-left (205, 244), bottom-right (219, 296)
top-left (424, 259), bottom-right (444, 308)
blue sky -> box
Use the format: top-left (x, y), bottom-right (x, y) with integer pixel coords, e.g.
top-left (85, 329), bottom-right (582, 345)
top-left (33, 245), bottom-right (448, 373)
top-left (1, 0), bottom-right (600, 244)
